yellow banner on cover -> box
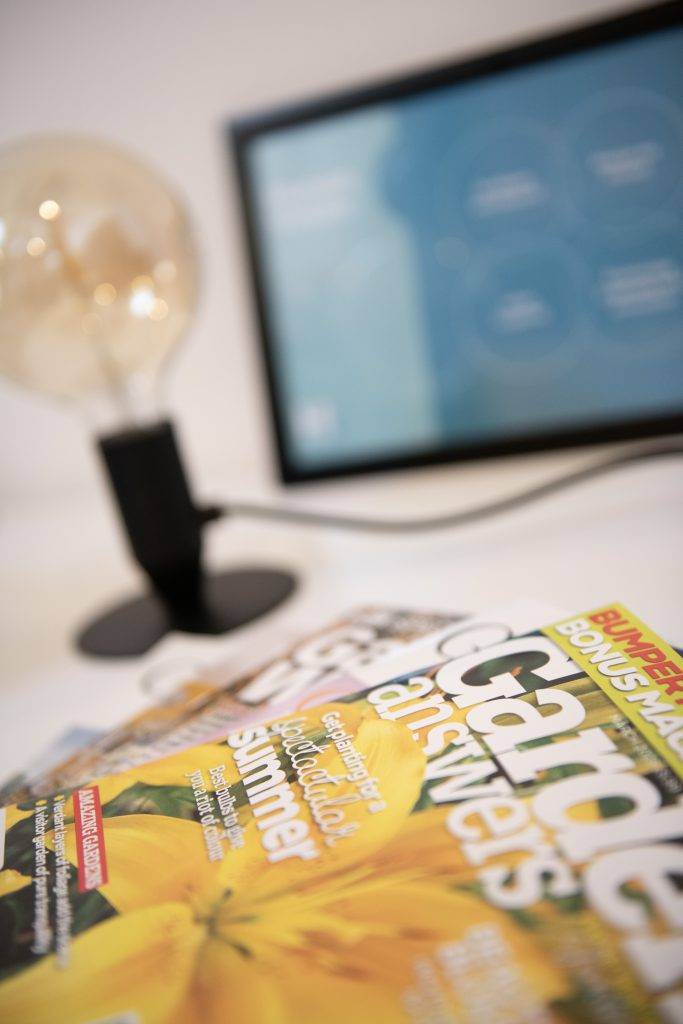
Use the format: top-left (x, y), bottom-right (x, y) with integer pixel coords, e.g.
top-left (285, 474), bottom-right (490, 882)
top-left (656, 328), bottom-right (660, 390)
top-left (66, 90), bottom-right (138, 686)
top-left (544, 603), bottom-right (683, 780)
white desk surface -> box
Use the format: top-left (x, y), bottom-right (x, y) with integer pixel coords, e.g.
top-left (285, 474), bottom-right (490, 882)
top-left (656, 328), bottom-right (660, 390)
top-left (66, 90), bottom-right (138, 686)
top-left (1, 442), bottom-right (681, 785)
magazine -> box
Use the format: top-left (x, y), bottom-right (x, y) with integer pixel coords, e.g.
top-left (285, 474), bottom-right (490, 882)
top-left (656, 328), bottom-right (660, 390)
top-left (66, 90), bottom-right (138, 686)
top-left (1, 602), bottom-right (680, 1023)
top-left (2, 606), bottom-right (459, 803)
top-left (5, 601), bottom-right (558, 803)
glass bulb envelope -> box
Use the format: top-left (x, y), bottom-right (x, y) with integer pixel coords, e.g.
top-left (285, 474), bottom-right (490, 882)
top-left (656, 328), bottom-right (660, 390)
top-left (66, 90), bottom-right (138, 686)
top-left (0, 136), bottom-right (198, 423)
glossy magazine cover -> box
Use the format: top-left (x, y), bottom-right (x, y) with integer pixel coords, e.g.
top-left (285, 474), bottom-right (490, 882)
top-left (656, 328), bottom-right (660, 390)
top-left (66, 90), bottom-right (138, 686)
top-left (2, 601), bottom-right (556, 803)
top-left (1, 605), bottom-right (459, 804)
top-left (0, 603), bottom-right (681, 1023)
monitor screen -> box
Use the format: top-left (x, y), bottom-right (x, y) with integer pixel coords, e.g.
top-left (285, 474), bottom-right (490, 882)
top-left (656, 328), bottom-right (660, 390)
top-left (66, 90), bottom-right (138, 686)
top-left (232, 5), bottom-right (683, 481)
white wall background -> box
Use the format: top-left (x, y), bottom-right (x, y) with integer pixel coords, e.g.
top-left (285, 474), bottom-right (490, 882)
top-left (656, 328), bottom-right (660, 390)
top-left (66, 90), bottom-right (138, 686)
top-left (0, 0), bottom-right (647, 507)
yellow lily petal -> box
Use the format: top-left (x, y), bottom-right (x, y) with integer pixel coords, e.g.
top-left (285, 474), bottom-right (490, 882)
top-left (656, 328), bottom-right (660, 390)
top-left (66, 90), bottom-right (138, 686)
top-left (0, 901), bottom-right (202, 1024)
top-left (340, 882), bottom-right (569, 1007)
top-left (244, 703), bottom-right (426, 897)
top-left (185, 938), bottom-right (284, 1024)
top-left (263, 950), bottom-right (411, 1024)
top-left (45, 813), bottom-right (226, 916)
top-left (165, 994), bottom-right (206, 1024)
top-left (0, 868), bottom-right (30, 897)
top-left (88, 741), bottom-right (231, 808)
top-left (192, 936), bottom-right (409, 1024)
top-left (2, 804), bottom-right (33, 830)
top-left (368, 804), bottom-right (469, 880)
top-left (319, 707), bottom-right (426, 863)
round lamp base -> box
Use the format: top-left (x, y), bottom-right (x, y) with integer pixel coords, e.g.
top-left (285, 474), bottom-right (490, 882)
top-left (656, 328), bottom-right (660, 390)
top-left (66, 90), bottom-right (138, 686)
top-left (77, 567), bottom-right (297, 658)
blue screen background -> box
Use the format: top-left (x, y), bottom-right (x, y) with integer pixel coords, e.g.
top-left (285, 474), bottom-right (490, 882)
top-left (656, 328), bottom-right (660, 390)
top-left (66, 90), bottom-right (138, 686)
top-left (247, 26), bottom-right (683, 470)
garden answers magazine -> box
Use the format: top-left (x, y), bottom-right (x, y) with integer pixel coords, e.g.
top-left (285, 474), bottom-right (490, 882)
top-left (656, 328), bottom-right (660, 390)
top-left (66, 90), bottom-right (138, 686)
top-left (0, 603), bottom-right (681, 1023)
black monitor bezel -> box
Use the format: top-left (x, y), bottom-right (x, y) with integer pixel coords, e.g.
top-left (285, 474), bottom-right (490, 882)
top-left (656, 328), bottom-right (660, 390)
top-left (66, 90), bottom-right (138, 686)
top-left (230, 1), bottom-right (683, 484)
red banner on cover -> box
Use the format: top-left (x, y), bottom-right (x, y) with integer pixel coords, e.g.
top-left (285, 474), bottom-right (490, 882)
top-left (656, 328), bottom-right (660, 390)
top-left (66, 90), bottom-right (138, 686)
top-left (72, 787), bottom-right (108, 892)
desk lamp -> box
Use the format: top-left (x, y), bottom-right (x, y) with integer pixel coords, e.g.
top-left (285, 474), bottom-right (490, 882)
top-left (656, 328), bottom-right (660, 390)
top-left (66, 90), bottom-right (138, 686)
top-left (0, 135), bottom-right (295, 657)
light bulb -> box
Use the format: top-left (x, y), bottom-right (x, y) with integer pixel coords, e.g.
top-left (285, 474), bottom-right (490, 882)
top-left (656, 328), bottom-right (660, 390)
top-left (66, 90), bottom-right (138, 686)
top-left (0, 135), bottom-right (198, 428)
top-left (0, 134), bottom-right (295, 659)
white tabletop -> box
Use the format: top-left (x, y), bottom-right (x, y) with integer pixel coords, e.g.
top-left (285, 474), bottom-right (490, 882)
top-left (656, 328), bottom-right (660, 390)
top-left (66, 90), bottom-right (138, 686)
top-left (1, 442), bottom-right (681, 785)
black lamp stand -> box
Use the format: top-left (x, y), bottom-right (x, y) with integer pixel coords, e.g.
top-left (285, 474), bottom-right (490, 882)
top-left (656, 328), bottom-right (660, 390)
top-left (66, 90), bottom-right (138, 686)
top-left (77, 419), bottom-right (296, 657)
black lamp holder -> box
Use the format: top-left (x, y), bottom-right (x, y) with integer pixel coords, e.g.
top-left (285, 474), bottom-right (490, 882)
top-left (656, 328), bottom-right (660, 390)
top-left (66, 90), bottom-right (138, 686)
top-left (77, 419), bottom-right (296, 657)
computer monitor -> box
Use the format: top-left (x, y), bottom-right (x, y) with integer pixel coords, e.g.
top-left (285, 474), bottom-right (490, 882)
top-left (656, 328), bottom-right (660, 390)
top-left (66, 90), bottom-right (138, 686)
top-left (231, 2), bottom-right (683, 483)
